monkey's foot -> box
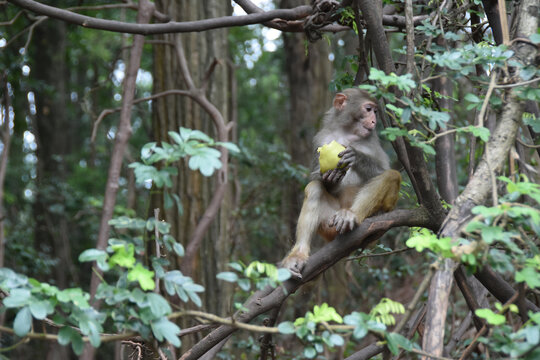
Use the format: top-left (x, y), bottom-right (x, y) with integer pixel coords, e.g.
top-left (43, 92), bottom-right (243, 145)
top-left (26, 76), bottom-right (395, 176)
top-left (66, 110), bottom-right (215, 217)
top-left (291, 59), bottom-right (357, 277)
top-left (281, 253), bottom-right (308, 280)
top-left (331, 209), bottom-right (357, 234)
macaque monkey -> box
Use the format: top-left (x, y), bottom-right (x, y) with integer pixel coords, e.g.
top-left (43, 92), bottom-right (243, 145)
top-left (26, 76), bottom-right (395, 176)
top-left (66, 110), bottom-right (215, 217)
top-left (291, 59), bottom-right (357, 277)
top-left (282, 88), bottom-right (401, 278)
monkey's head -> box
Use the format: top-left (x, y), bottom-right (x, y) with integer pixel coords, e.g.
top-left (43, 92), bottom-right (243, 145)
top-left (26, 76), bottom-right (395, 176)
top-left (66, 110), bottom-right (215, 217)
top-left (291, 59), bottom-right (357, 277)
top-left (332, 88), bottom-right (378, 139)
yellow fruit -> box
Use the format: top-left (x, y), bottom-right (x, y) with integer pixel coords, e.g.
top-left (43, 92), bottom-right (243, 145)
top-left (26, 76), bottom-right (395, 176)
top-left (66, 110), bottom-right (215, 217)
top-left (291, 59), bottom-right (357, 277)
top-left (317, 140), bottom-right (346, 173)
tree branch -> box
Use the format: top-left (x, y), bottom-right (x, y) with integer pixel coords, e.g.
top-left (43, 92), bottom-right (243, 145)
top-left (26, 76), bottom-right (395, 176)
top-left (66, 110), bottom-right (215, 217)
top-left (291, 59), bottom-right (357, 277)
top-left (423, 0), bottom-right (539, 355)
top-left (180, 206), bottom-right (442, 359)
top-left (83, 3), bottom-right (154, 358)
top-left (7, 0), bottom-right (312, 35)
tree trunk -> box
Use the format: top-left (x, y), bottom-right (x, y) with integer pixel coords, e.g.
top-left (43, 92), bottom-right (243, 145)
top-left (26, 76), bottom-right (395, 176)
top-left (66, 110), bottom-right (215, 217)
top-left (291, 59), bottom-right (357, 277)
top-left (152, 0), bottom-right (234, 350)
top-left (31, 16), bottom-right (72, 360)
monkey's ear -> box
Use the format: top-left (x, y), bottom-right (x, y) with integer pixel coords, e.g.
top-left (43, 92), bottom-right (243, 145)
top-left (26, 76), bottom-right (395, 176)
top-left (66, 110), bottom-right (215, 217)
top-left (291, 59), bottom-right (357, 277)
top-left (333, 93), bottom-right (348, 111)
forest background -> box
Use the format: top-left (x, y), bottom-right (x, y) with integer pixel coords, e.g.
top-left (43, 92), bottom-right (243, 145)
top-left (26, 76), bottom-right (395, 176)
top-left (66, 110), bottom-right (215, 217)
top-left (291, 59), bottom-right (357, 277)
top-left (0, 0), bottom-right (539, 359)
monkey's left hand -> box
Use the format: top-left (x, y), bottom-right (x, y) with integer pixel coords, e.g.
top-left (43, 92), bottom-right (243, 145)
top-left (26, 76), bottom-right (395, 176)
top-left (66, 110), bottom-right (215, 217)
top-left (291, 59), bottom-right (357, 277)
top-left (322, 167), bottom-right (347, 185)
top-left (337, 147), bottom-right (356, 168)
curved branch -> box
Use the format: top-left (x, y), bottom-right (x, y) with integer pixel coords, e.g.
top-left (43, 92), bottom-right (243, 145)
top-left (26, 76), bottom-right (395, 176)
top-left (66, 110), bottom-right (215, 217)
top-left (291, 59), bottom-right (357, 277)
top-left (8, 0), bottom-right (311, 34)
top-left (180, 206), bottom-right (441, 359)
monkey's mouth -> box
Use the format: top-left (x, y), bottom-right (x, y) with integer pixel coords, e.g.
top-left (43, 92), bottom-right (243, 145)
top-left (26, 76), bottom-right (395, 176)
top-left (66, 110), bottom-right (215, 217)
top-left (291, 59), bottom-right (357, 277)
top-left (360, 126), bottom-right (374, 134)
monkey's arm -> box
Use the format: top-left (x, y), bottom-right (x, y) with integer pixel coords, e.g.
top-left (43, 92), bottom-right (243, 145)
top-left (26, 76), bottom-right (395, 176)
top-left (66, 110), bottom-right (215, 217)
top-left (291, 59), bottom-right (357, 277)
top-left (310, 152), bottom-right (348, 189)
top-left (339, 145), bottom-right (388, 178)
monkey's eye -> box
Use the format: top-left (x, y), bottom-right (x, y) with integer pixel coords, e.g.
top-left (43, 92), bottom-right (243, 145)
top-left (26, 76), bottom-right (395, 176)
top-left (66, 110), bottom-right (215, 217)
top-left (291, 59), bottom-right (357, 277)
top-left (365, 104), bottom-right (377, 113)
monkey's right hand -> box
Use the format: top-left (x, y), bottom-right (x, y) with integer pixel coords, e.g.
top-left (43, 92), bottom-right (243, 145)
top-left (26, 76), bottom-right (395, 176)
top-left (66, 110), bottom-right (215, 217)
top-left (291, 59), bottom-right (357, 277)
top-left (337, 146), bottom-right (356, 168)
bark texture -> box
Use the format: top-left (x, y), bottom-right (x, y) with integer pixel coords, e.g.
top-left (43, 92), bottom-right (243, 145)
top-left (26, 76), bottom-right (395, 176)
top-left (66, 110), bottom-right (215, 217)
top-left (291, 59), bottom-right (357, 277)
top-left (152, 1), bottom-right (234, 351)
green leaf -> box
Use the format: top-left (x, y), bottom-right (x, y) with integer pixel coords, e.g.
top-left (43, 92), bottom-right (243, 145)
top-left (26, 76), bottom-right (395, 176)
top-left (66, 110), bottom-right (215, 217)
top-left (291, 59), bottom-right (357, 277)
top-left (476, 308), bottom-right (506, 325)
top-left (277, 268), bottom-right (291, 282)
top-left (179, 127), bottom-right (213, 143)
top-left (57, 288), bottom-right (90, 309)
top-left (464, 93), bottom-right (481, 103)
top-left (29, 300), bottom-right (53, 320)
top-left (304, 347), bottom-right (317, 358)
top-left (344, 312), bottom-right (369, 339)
top-left (3, 288), bottom-right (31, 308)
top-left (183, 283), bottom-right (204, 292)
top-left (71, 333), bottom-right (84, 355)
top-left (108, 216), bottom-right (147, 230)
top-left (168, 130), bottom-right (186, 146)
top-left (238, 278), bottom-right (251, 291)
top-left (58, 326), bottom-right (76, 346)
top-left (402, 107), bottom-right (412, 123)
top-left (186, 290), bottom-right (202, 307)
top-left (188, 148), bottom-right (223, 176)
top-left (127, 263), bottom-right (155, 291)
top-left (381, 127), bottom-right (408, 141)
top-left (330, 333), bottom-right (344, 346)
top-left (146, 293), bottom-right (171, 317)
top-left (481, 226), bottom-right (504, 244)
top-left (0, 268), bottom-right (29, 289)
top-left (108, 243), bottom-right (136, 269)
top-left (311, 303), bottom-right (343, 323)
top-left (14, 307), bottom-right (32, 337)
top-left (78, 249), bottom-right (109, 271)
top-left (386, 332), bottom-right (399, 355)
top-left (58, 325), bottom-right (84, 355)
top-left (524, 325), bottom-right (540, 344)
top-left (216, 141), bottom-right (241, 154)
top-left (148, 218), bottom-right (171, 234)
top-left (471, 205), bottom-right (505, 218)
top-left (151, 317), bottom-right (181, 347)
top-left (277, 321), bottom-right (295, 334)
top-left (78, 249), bottom-right (107, 262)
top-left (516, 267), bottom-right (540, 289)
top-left (387, 332), bottom-right (413, 351)
top-left (228, 262), bottom-right (244, 272)
top-left (216, 272), bottom-right (239, 282)
top-left (74, 308), bottom-right (104, 348)
top-left (173, 242), bottom-right (184, 257)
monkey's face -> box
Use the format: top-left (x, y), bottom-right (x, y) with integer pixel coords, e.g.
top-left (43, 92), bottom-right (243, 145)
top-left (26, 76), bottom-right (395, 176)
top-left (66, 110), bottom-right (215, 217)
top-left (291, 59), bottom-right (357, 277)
top-left (352, 101), bottom-right (378, 138)
top-left (332, 89), bottom-right (379, 140)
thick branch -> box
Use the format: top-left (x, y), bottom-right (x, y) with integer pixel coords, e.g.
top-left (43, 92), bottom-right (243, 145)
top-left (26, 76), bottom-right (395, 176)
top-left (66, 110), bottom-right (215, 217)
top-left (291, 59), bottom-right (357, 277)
top-left (8, 0), bottom-right (311, 35)
top-left (180, 207), bottom-right (441, 359)
top-left (357, 0), bottom-right (394, 73)
top-left (454, 266), bottom-right (485, 330)
top-left (474, 266), bottom-right (540, 313)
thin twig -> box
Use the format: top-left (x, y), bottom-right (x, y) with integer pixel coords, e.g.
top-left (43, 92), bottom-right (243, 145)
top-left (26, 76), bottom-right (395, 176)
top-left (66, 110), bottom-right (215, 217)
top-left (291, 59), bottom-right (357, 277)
top-left (0, 10), bottom-right (22, 25)
top-left (458, 290), bottom-right (520, 360)
top-left (410, 348), bottom-right (454, 360)
top-left (516, 137), bottom-right (540, 149)
top-left (477, 71), bottom-right (497, 128)
top-left (5, 15), bottom-right (46, 49)
top-left (347, 247), bottom-right (410, 261)
top-left (90, 89), bottom-right (190, 142)
top-left (0, 324), bottom-right (137, 343)
top-left (153, 208), bottom-right (160, 294)
top-left (494, 77), bottom-right (540, 88)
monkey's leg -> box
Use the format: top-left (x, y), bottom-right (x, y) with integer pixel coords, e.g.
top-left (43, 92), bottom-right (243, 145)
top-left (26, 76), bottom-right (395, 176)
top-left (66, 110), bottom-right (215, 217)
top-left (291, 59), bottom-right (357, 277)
top-left (282, 180), bottom-right (337, 278)
top-left (350, 169), bottom-right (401, 223)
top-left (331, 186), bottom-right (362, 234)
